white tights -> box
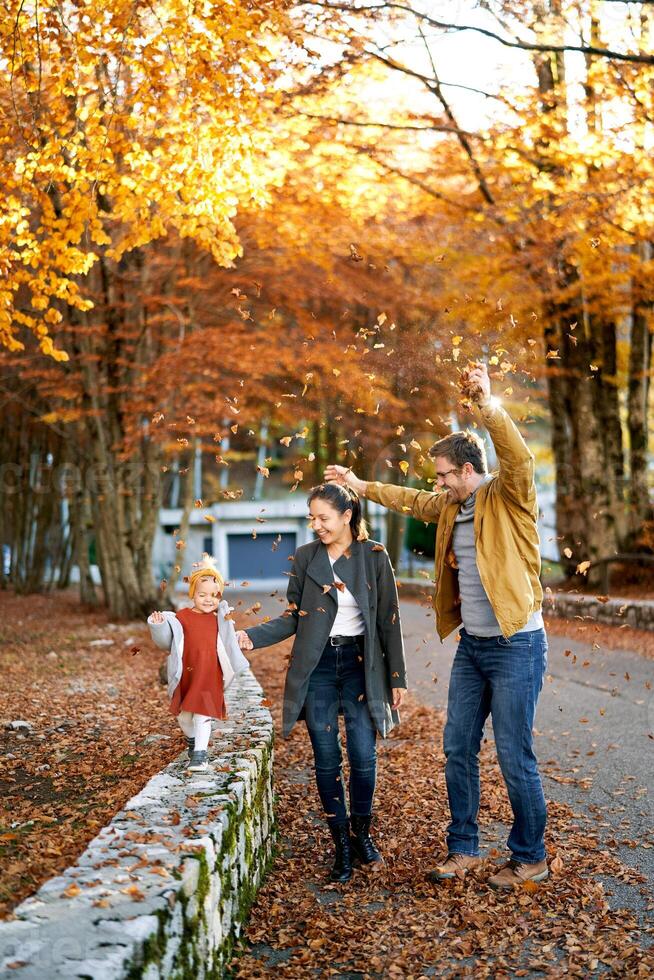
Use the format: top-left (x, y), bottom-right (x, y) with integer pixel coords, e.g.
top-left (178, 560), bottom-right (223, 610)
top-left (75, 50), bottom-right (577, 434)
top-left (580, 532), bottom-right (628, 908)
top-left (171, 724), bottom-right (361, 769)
top-left (176, 711), bottom-right (212, 752)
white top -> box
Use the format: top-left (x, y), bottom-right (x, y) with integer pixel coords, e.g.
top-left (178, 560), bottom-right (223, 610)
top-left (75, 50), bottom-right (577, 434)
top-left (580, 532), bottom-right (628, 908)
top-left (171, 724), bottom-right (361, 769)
top-left (328, 556), bottom-right (366, 637)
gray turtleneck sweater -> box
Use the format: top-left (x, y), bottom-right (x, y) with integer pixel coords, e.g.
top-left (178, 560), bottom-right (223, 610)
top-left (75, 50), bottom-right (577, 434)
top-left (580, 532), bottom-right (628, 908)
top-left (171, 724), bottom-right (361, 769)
top-left (452, 477), bottom-right (544, 637)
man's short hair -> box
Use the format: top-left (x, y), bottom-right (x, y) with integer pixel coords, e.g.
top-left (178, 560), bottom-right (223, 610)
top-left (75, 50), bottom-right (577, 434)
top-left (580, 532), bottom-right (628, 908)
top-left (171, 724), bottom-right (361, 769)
top-left (428, 430), bottom-right (487, 475)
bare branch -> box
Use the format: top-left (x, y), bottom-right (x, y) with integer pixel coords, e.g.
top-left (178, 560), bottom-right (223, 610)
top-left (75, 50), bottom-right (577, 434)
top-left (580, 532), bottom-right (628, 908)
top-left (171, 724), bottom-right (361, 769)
top-left (289, 109), bottom-right (480, 135)
top-left (300, 1), bottom-right (654, 65)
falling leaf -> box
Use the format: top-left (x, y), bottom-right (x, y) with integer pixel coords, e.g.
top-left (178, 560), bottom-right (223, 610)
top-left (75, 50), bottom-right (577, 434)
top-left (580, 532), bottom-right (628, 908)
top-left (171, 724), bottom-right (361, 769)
top-left (398, 461), bottom-right (409, 475)
top-left (576, 560), bottom-right (591, 575)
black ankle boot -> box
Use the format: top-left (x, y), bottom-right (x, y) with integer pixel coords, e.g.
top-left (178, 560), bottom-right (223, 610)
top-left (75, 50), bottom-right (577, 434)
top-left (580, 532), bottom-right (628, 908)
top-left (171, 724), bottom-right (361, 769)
top-left (328, 821), bottom-right (353, 882)
top-left (350, 814), bottom-right (383, 865)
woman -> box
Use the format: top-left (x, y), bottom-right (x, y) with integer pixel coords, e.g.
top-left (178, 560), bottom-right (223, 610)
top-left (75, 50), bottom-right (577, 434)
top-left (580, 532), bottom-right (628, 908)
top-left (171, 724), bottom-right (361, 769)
top-left (236, 482), bottom-right (407, 883)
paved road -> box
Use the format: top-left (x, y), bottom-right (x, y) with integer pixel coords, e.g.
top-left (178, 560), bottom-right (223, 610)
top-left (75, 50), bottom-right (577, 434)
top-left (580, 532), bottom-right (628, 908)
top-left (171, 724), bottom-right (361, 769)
top-left (229, 588), bottom-right (653, 915)
top-left (399, 596), bottom-right (654, 907)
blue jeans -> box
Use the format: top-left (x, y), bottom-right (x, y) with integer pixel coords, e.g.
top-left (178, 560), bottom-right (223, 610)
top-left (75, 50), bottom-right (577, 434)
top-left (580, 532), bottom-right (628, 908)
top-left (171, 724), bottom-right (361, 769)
top-left (444, 627), bottom-right (548, 864)
top-left (304, 640), bottom-right (377, 825)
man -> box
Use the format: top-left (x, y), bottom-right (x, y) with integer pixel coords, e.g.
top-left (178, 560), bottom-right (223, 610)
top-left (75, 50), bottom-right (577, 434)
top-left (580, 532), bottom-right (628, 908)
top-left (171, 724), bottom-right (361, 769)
top-left (325, 363), bottom-right (549, 889)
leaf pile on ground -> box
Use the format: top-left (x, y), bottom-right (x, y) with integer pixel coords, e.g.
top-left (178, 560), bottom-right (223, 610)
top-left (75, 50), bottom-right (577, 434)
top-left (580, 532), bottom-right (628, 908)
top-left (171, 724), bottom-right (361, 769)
top-left (233, 641), bottom-right (654, 979)
top-left (545, 616), bottom-right (654, 661)
top-left (0, 590), bottom-right (179, 918)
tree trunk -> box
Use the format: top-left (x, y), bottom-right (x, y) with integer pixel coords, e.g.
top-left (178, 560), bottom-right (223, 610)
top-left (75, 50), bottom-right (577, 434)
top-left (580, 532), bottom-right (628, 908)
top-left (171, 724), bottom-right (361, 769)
top-left (164, 446), bottom-right (196, 605)
top-left (71, 476), bottom-right (98, 606)
top-left (627, 242), bottom-right (653, 539)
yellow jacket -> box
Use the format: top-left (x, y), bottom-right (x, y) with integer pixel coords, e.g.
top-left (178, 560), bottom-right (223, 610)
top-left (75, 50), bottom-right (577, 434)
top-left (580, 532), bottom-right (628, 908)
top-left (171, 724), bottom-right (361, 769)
top-left (365, 402), bottom-right (543, 640)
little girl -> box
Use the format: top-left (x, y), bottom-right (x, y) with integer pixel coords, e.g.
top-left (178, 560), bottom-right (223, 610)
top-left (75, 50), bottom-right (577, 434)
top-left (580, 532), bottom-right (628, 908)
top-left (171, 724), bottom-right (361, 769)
top-left (148, 555), bottom-right (249, 772)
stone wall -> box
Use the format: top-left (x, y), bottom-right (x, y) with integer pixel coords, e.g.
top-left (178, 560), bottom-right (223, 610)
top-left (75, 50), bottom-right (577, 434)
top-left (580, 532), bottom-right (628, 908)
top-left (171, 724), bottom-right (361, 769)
top-left (542, 592), bottom-right (654, 631)
top-left (0, 670), bottom-right (275, 979)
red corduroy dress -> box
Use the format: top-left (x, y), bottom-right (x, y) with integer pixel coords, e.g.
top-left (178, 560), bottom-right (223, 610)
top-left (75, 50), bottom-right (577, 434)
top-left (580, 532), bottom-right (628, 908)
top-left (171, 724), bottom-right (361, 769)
top-left (169, 608), bottom-right (226, 719)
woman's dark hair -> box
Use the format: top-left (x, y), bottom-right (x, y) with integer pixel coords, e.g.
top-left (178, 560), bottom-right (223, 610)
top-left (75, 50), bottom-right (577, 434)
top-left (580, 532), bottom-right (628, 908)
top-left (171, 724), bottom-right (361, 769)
top-left (307, 483), bottom-right (369, 541)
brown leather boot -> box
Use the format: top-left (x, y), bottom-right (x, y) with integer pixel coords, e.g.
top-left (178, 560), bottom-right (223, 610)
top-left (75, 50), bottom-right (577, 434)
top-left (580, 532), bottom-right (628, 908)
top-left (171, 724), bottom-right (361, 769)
top-left (488, 858), bottom-right (548, 889)
top-left (427, 853), bottom-right (481, 882)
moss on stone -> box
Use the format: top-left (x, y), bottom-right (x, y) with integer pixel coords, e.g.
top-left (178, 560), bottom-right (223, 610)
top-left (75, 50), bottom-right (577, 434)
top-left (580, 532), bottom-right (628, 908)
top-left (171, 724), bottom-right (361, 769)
top-left (126, 721), bottom-right (276, 978)
top-left (125, 907), bottom-right (170, 980)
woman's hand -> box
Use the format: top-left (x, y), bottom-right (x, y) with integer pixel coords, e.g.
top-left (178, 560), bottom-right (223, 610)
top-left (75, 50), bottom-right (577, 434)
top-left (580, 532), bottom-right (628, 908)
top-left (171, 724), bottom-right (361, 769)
top-left (391, 687), bottom-right (407, 709)
top-left (150, 610), bottom-right (164, 624)
top-left (236, 630), bottom-right (254, 651)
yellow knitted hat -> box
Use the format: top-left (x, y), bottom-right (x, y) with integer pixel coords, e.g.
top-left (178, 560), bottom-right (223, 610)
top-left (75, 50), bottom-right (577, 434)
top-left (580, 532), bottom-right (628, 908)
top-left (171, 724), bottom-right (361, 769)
top-left (187, 553), bottom-right (224, 598)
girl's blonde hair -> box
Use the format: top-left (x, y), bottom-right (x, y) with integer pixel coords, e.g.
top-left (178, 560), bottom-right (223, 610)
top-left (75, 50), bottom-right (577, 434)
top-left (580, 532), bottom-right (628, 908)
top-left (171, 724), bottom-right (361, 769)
top-left (187, 553), bottom-right (225, 597)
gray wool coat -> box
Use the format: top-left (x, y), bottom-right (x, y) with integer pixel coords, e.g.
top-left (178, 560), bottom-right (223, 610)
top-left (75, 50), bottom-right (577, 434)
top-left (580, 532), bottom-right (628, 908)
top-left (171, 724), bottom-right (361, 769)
top-left (246, 538), bottom-right (407, 738)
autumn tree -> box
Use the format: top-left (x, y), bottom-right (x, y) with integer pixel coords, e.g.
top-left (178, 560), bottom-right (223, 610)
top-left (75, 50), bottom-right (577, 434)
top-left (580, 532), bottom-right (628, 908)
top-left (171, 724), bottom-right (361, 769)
top-left (0, 1), bottom-right (306, 614)
top-left (294, 0), bottom-right (654, 575)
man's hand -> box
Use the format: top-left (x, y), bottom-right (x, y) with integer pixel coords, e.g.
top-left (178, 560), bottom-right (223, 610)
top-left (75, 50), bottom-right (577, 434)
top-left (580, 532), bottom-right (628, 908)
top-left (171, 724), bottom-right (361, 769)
top-left (391, 687), bottom-right (407, 709)
top-left (462, 362), bottom-right (491, 405)
top-left (236, 630), bottom-right (254, 651)
top-left (323, 464), bottom-right (368, 497)
top-left (150, 610), bottom-right (164, 624)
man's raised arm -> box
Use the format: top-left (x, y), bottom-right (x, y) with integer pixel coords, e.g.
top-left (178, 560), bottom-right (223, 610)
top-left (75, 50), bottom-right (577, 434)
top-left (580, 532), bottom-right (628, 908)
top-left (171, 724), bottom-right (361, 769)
top-left (464, 363), bottom-right (536, 509)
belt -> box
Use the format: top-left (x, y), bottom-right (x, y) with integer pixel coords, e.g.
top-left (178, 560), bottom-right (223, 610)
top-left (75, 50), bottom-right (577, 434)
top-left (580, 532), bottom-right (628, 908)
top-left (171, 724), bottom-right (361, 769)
top-left (329, 634), bottom-right (364, 647)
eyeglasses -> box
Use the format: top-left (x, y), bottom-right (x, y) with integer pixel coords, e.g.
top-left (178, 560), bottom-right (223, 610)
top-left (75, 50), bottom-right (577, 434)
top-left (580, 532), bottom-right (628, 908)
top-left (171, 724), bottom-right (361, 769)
top-left (435, 468), bottom-right (459, 480)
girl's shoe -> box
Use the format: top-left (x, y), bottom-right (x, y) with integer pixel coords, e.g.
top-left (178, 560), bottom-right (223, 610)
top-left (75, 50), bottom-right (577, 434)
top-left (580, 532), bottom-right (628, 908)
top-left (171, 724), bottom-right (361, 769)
top-left (186, 737), bottom-right (194, 760)
top-left (187, 750), bottom-right (209, 772)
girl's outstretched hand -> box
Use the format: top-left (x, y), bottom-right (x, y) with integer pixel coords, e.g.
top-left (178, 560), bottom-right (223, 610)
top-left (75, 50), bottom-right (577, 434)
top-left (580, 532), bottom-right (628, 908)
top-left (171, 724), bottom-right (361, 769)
top-left (150, 610), bottom-right (164, 624)
top-left (236, 630), bottom-right (254, 651)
